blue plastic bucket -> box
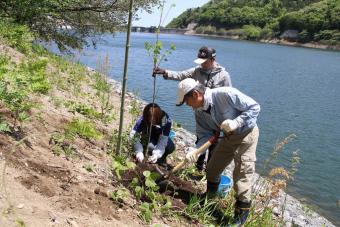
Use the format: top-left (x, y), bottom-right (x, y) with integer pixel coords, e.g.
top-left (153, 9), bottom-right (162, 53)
top-left (218, 175), bottom-right (233, 197)
top-left (169, 130), bottom-right (176, 140)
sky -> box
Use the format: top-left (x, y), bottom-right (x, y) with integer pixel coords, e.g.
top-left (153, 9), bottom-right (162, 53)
top-left (133, 0), bottom-right (210, 27)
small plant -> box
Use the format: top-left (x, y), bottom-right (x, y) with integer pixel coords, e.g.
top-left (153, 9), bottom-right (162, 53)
top-left (65, 101), bottom-right (102, 119)
top-left (129, 177), bottom-right (144, 199)
top-left (0, 117), bottom-right (11, 133)
top-left (139, 202), bottom-right (154, 223)
top-left (109, 129), bottom-right (132, 154)
top-left (111, 154), bottom-right (136, 179)
top-left (144, 41), bottom-right (176, 67)
top-left (0, 55), bottom-right (11, 76)
top-left (93, 54), bottom-right (115, 122)
top-left (143, 170), bottom-right (159, 191)
top-left (50, 133), bottom-right (77, 158)
top-left (0, 55), bottom-right (51, 129)
top-left (83, 163), bottom-right (95, 172)
top-left (144, 0), bottom-right (176, 73)
top-left (50, 96), bottom-right (64, 108)
top-left (0, 20), bottom-right (33, 53)
top-left (0, 79), bottom-right (33, 128)
top-left (65, 118), bottom-right (102, 141)
top-left (183, 195), bottom-right (220, 225)
top-left (129, 97), bottom-right (142, 124)
top-left (178, 165), bottom-right (205, 181)
top-left (111, 187), bottom-right (130, 203)
top-left (15, 218), bottom-right (26, 227)
top-left (19, 58), bottom-right (51, 94)
top-left (249, 134), bottom-right (300, 226)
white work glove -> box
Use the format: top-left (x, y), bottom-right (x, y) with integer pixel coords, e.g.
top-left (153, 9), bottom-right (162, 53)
top-left (148, 149), bottom-right (163, 163)
top-left (129, 129), bottom-right (136, 140)
top-left (134, 141), bottom-right (144, 163)
top-left (185, 147), bottom-right (197, 164)
top-left (220, 119), bottom-right (239, 133)
top-left (136, 152), bottom-right (144, 163)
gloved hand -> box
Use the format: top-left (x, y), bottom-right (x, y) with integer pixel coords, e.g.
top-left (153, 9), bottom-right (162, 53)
top-left (153, 67), bottom-right (166, 76)
top-left (185, 147), bottom-right (197, 164)
top-left (129, 129), bottom-right (136, 140)
top-left (148, 149), bottom-right (162, 163)
top-left (220, 119), bottom-right (239, 133)
top-left (136, 152), bottom-right (144, 163)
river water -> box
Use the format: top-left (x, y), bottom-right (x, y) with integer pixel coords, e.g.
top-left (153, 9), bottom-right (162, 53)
top-left (47, 32), bottom-right (340, 225)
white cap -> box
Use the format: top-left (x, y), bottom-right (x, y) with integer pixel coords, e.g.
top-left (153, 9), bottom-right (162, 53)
top-left (193, 46), bottom-right (216, 65)
top-left (176, 78), bottom-right (199, 106)
top-left (194, 58), bottom-right (208, 65)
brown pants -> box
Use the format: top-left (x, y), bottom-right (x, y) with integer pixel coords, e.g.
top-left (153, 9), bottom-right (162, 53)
top-left (206, 127), bottom-right (259, 203)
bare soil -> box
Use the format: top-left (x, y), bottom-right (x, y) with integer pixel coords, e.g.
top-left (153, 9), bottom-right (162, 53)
top-left (0, 43), bottom-right (202, 227)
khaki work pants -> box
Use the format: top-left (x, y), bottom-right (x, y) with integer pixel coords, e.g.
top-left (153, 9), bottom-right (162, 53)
top-left (206, 126), bottom-right (259, 203)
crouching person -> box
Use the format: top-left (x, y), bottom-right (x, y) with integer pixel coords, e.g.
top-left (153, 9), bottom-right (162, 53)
top-left (129, 103), bottom-right (175, 166)
top-left (176, 78), bottom-right (260, 226)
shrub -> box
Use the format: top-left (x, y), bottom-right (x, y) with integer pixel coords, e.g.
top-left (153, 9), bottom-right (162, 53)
top-left (65, 118), bottom-right (102, 140)
top-left (0, 20), bottom-right (33, 53)
top-left (260, 27), bottom-right (274, 39)
top-left (217, 28), bottom-right (227, 36)
top-left (298, 30), bottom-right (313, 43)
top-left (195, 25), bottom-right (217, 34)
top-left (243, 25), bottom-right (262, 40)
top-left (314, 30), bottom-right (340, 42)
top-left (20, 58), bottom-right (51, 94)
top-left (225, 28), bottom-right (245, 37)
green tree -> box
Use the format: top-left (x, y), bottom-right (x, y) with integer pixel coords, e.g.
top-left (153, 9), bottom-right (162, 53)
top-left (0, 0), bottom-right (159, 50)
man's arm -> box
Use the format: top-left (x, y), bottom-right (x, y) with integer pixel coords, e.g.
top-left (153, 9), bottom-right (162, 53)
top-left (161, 67), bottom-right (196, 81)
top-left (224, 88), bottom-right (260, 129)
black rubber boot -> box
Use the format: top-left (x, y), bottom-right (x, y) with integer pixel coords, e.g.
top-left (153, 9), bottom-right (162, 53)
top-left (229, 200), bottom-right (251, 226)
top-left (199, 181), bottom-right (230, 226)
top-left (195, 153), bottom-right (205, 171)
top-left (206, 180), bottom-right (220, 199)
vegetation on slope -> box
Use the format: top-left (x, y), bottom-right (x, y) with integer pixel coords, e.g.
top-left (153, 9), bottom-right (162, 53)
top-left (0, 0), bottom-right (160, 51)
top-left (0, 20), bottom-right (306, 226)
top-left (167, 0), bottom-right (340, 45)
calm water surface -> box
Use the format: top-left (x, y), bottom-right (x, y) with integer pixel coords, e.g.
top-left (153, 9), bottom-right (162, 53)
top-left (47, 33), bottom-right (340, 225)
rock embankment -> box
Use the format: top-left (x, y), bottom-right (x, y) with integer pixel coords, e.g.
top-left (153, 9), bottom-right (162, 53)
top-left (174, 128), bottom-right (335, 227)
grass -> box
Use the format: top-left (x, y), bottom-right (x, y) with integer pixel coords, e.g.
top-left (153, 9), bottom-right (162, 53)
top-left (65, 118), bottom-right (102, 141)
top-left (83, 163), bottom-right (95, 172)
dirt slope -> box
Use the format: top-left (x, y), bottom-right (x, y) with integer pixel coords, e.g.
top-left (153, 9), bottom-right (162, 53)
top-left (0, 43), bottom-right (191, 227)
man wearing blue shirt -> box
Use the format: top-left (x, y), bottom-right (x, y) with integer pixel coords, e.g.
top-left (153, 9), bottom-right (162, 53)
top-left (154, 46), bottom-right (232, 171)
top-left (176, 78), bottom-right (260, 226)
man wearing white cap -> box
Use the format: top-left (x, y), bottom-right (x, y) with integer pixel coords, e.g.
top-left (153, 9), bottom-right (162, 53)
top-left (153, 46), bottom-right (232, 171)
top-left (176, 78), bottom-right (260, 226)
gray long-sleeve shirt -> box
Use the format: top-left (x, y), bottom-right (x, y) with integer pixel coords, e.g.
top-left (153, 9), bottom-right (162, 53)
top-left (164, 64), bottom-right (232, 88)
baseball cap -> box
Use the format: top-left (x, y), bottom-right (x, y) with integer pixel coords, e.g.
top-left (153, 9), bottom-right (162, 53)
top-left (176, 78), bottom-right (199, 106)
top-left (194, 46), bottom-right (216, 65)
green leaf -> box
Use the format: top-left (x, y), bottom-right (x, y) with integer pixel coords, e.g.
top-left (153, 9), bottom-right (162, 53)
top-left (145, 178), bottom-right (157, 189)
top-left (0, 121), bottom-right (10, 133)
top-left (143, 170), bottom-right (151, 178)
top-left (135, 186), bottom-right (143, 199)
top-left (126, 161), bottom-right (136, 169)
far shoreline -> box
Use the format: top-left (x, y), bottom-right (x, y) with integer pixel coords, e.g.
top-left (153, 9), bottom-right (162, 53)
top-left (185, 32), bottom-right (340, 51)
top-left (131, 27), bottom-right (340, 52)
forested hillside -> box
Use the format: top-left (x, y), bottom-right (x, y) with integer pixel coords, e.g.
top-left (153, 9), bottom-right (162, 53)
top-left (167, 0), bottom-right (340, 46)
